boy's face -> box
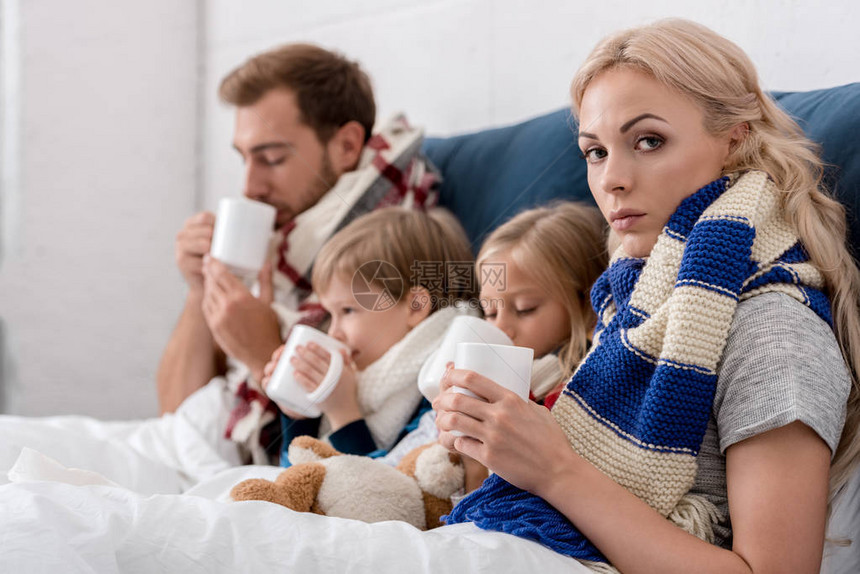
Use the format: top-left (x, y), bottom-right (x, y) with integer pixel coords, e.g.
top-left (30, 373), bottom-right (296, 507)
top-left (318, 274), bottom-right (416, 371)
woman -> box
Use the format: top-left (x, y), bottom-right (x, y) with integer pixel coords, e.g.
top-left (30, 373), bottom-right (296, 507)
top-left (434, 19), bottom-right (860, 573)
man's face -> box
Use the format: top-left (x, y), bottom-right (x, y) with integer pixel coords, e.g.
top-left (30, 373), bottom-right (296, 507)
top-left (232, 88), bottom-right (338, 229)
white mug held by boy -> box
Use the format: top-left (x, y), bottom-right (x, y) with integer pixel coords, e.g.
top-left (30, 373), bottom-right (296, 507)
top-left (262, 207), bottom-right (478, 457)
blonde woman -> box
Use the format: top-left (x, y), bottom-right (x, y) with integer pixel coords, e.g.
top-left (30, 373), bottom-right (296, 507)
top-left (435, 19), bottom-right (860, 573)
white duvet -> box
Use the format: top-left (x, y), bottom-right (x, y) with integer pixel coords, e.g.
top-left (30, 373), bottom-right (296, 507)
top-left (3, 381), bottom-right (857, 574)
top-left (0, 381), bottom-right (589, 573)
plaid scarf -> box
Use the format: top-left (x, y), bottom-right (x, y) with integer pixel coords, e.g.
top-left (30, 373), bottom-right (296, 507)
top-left (223, 114), bottom-right (440, 464)
top-left (445, 171), bottom-right (832, 570)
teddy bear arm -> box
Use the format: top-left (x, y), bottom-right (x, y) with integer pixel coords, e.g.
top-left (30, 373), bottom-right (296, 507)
top-left (230, 478), bottom-right (282, 504)
top-left (270, 463), bottom-right (327, 511)
top-left (230, 464), bottom-right (327, 512)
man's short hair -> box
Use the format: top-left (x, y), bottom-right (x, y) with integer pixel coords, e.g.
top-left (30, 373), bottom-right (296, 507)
top-left (219, 43), bottom-right (376, 144)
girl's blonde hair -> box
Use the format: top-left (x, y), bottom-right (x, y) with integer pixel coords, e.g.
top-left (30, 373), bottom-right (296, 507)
top-left (312, 207), bottom-right (477, 312)
top-left (477, 202), bottom-right (608, 380)
top-left (571, 18), bottom-right (860, 496)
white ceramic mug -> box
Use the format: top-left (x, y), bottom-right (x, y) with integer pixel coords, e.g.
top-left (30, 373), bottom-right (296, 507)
top-left (418, 315), bottom-right (513, 401)
top-left (453, 342), bottom-right (533, 400)
top-left (265, 325), bottom-right (350, 418)
top-left (209, 197), bottom-right (276, 278)
top-left (450, 342), bottom-right (533, 438)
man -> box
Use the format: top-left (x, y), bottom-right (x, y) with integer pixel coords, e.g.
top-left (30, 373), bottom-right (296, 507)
top-left (156, 43), bottom-right (439, 464)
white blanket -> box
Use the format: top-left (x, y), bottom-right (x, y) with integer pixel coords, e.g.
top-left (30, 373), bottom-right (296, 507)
top-left (0, 379), bottom-right (591, 573)
top-left (0, 378), bottom-right (241, 494)
top-left (0, 455), bottom-right (590, 573)
top-left (2, 379), bottom-right (857, 572)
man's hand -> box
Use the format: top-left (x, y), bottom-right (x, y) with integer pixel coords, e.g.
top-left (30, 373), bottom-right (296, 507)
top-left (175, 211), bottom-right (216, 293)
top-left (201, 257), bottom-right (282, 381)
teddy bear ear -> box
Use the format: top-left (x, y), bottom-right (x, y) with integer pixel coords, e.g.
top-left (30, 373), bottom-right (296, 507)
top-left (413, 443), bottom-right (465, 499)
top-left (288, 436), bottom-right (342, 465)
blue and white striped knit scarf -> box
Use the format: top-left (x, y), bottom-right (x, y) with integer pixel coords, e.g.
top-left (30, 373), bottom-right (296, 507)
top-left (445, 171), bottom-right (832, 571)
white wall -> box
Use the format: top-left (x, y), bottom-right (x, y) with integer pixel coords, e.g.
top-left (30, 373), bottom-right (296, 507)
top-left (201, 0), bottom-right (859, 208)
top-left (0, 0), bottom-right (856, 419)
top-left (0, 0), bottom-right (198, 418)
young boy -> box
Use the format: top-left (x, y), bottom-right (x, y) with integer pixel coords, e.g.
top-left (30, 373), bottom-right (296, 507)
top-left (261, 207), bottom-right (476, 463)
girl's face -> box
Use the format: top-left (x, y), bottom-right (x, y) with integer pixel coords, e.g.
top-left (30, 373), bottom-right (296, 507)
top-left (479, 254), bottom-right (571, 358)
top-left (577, 68), bottom-right (735, 258)
top-left (318, 274), bottom-right (424, 371)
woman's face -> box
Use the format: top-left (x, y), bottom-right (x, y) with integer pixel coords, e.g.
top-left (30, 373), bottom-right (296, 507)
top-left (577, 68), bottom-right (735, 258)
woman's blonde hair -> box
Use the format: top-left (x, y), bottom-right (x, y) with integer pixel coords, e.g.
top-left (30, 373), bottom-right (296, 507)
top-left (312, 207), bottom-right (477, 312)
top-left (571, 18), bottom-right (860, 496)
top-left (477, 202), bottom-right (608, 380)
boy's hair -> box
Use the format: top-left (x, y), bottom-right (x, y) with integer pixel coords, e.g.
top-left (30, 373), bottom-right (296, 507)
top-left (219, 43), bottom-right (375, 144)
top-left (312, 207), bottom-right (476, 313)
top-left (477, 201), bottom-right (607, 379)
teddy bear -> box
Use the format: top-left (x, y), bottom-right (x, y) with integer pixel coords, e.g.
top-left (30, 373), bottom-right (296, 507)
top-left (230, 436), bottom-right (465, 530)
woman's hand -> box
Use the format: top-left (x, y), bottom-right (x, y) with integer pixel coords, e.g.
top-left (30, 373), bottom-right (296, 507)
top-left (432, 366), bottom-right (577, 497)
top-left (292, 344), bottom-right (361, 430)
top-left (438, 366), bottom-right (831, 573)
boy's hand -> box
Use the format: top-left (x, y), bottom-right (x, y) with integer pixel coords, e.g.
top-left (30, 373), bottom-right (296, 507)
top-left (292, 344), bottom-right (361, 430)
top-left (260, 345), bottom-right (284, 391)
top-left (261, 344), bottom-right (309, 420)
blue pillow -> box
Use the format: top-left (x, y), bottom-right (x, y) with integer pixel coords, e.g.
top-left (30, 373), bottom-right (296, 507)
top-left (424, 83), bottom-right (860, 257)
top-left (424, 109), bottom-right (587, 251)
top-left (773, 84), bottom-right (860, 253)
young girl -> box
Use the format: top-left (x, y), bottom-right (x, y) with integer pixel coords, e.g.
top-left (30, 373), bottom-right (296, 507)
top-left (466, 201), bottom-right (608, 490)
top-left (261, 207), bottom-right (477, 464)
top-left (477, 201), bottom-right (607, 407)
top-left (435, 19), bottom-right (860, 573)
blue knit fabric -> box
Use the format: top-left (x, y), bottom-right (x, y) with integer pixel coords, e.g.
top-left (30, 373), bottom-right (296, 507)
top-left (444, 175), bottom-right (832, 563)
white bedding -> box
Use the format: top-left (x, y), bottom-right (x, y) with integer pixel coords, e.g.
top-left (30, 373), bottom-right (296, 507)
top-left (0, 478), bottom-right (588, 573)
top-left (0, 378), bottom-right (242, 495)
top-left (0, 381), bottom-right (590, 573)
top-left (3, 379), bottom-right (856, 573)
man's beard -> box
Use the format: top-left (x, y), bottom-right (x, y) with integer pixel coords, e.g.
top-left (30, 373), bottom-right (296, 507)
top-left (312, 150), bottom-right (339, 201)
top-left (274, 149), bottom-right (341, 230)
